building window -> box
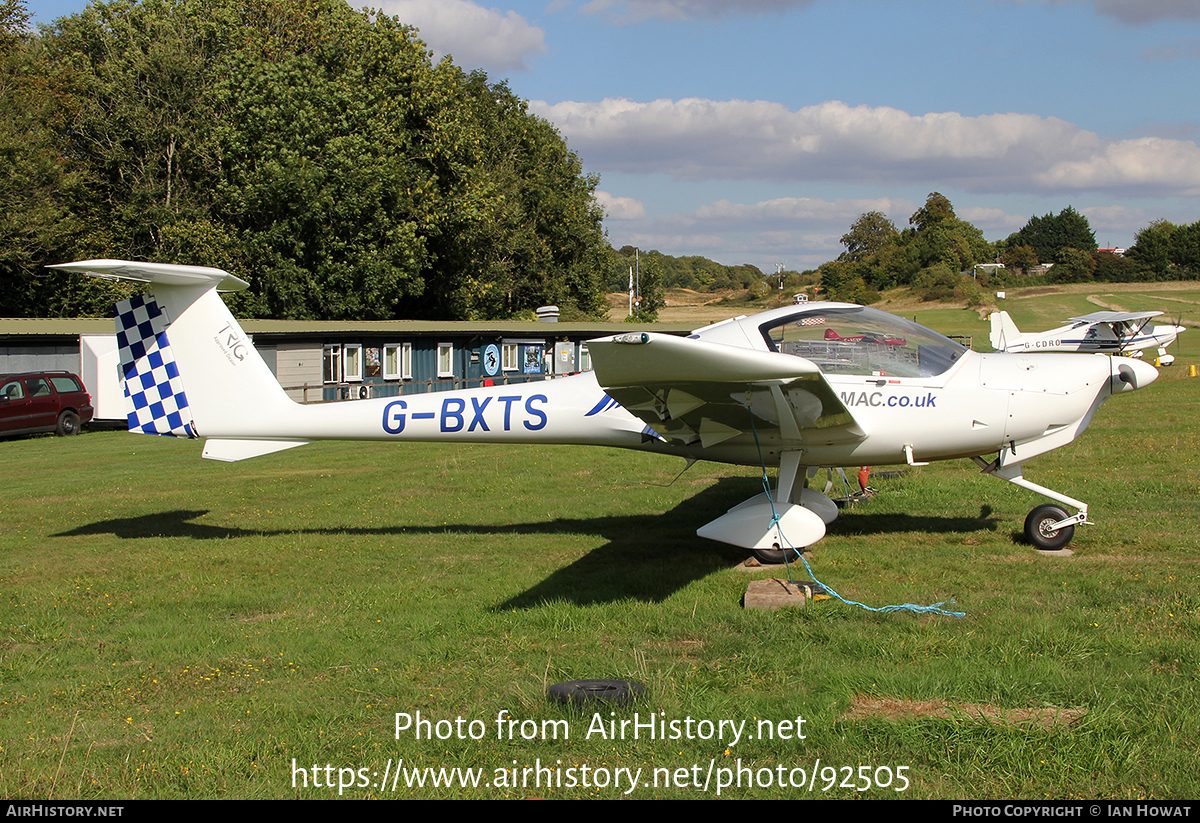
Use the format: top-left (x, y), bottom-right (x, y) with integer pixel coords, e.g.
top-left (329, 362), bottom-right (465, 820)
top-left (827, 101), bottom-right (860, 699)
top-left (501, 343), bottom-right (519, 371)
top-left (385, 343), bottom-right (414, 380)
top-left (383, 344), bottom-right (400, 380)
top-left (437, 343), bottom-right (454, 378)
top-left (344, 344), bottom-right (363, 382)
top-left (322, 346), bottom-right (341, 383)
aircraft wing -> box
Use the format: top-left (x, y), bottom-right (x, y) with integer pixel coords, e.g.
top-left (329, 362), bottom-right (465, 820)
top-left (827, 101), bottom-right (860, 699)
top-left (587, 332), bottom-right (865, 449)
top-left (1069, 311), bottom-right (1162, 324)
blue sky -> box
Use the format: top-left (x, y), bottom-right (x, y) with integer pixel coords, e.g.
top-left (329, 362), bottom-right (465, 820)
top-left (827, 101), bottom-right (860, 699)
top-left (27, 0), bottom-right (1200, 272)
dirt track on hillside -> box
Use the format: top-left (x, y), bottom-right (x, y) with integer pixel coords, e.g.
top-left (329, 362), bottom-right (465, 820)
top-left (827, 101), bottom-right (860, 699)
top-left (610, 282), bottom-right (1200, 324)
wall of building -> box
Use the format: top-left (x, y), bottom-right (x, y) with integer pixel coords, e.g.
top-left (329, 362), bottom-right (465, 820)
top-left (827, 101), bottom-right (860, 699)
top-left (0, 344), bottom-right (81, 375)
top-left (272, 342), bottom-right (323, 402)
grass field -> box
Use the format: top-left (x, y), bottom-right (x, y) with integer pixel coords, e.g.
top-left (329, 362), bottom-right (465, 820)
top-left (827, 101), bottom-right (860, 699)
top-left (2, 298), bottom-right (1199, 799)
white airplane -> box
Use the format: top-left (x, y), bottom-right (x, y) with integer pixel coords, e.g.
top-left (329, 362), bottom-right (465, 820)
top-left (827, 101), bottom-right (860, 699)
top-left (52, 259), bottom-right (1160, 558)
top-left (990, 310), bottom-right (1185, 365)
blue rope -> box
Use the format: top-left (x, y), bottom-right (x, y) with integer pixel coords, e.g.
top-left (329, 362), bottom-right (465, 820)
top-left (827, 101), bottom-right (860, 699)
top-left (747, 406), bottom-right (965, 619)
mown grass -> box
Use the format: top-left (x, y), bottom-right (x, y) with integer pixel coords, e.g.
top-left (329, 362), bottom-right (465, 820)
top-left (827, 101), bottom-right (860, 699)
top-left (2, 326), bottom-right (1198, 799)
top-left (906, 284), bottom-right (1200, 343)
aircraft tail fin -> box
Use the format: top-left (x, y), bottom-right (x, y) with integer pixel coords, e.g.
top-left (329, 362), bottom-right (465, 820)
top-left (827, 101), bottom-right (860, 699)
top-left (112, 290), bottom-right (199, 438)
top-left (48, 260), bottom-right (302, 450)
top-left (989, 311), bottom-right (1020, 351)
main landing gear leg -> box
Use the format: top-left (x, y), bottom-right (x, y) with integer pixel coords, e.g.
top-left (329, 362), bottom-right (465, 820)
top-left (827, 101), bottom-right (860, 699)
top-left (973, 458), bottom-right (1092, 551)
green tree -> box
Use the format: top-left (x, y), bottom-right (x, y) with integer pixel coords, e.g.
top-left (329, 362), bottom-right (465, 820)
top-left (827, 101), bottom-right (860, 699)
top-left (21, 0), bottom-right (609, 320)
top-left (45, 0), bottom-right (227, 261)
top-left (1, 0), bottom-right (28, 33)
top-left (423, 74), bottom-right (607, 320)
top-left (1168, 221), bottom-right (1200, 278)
top-left (1050, 247), bottom-right (1097, 283)
top-left (1126, 220), bottom-right (1176, 277)
top-left (865, 240), bottom-right (919, 290)
top-left (909, 192), bottom-right (956, 232)
top-left (839, 211), bottom-right (898, 263)
top-left (0, 0), bottom-right (127, 315)
top-left (626, 252), bottom-right (664, 321)
top-left (1006, 206), bottom-right (1096, 263)
top-left (825, 193), bottom-right (992, 294)
top-left (208, 2), bottom-right (431, 319)
top-left (818, 259), bottom-right (877, 304)
top-left (1091, 250), bottom-right (1140, 282)
top-left (904, 193), bottom-right (993, 275)
top-left (1000, 244), bottom-right (1039, 275)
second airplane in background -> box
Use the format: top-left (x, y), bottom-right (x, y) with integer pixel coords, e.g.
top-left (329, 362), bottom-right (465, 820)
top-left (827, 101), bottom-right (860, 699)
top-left (990, 310), bottom-right (1185, 364)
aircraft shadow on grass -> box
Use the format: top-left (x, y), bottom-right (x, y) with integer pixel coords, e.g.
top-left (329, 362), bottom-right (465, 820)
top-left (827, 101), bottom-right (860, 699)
top-left (53, 479), bottom-right (1000, 607)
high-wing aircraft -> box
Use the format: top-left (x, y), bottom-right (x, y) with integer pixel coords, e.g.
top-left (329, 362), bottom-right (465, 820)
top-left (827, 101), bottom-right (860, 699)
top-left (52, 259), bottom-right (1160, 559)
top-left (990, 309), bottom-right (1185, 365)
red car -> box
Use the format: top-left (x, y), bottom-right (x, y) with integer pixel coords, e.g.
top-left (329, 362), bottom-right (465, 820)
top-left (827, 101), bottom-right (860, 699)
top-left (0, 371), bottom-right (94, 437)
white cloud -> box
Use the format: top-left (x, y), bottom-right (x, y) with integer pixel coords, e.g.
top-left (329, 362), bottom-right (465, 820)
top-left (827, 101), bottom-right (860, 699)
top-left (620, 231), bottom-right (728, 250)
top-left (690, 196), bottom-right (907, 226)
top-left (605, 196), bottom-right (920, 270)
top-left (594, 191), bottom-right (646, 219)
top-left (1077, 205), bottom-right (1159, 242)
top-left (531, 97), bottom-right (1200, 196)
top-left (1090, 0), bottom-right (1200, 25)
top-left (958, 207), bottom-right (1027, 232)
top-left (1079, 204), bottom-right (1149, 226)
top-left (1129, 121), bottom-right (1200, 140)
top-left (1143, 37), bottom-right (1200, 60)
top-left (579, 0), bottom-right (817, 23)
top-left (580, 0), bottom-right (1200, 26)
top-left (1011, 1), bottom-right (1200, 26)
top-left (1034, 136), bottom-right (1200, 192)
top-left (375, 0), bottom-right (547, 72)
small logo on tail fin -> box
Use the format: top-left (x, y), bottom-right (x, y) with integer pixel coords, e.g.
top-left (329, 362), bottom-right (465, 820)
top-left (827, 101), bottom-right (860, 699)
top-left (115, 294), bottom-right (197, 438)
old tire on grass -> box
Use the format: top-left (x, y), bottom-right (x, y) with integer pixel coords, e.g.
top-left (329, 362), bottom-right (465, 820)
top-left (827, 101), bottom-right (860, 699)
top-left (547, 679), bottom-right (645, 707)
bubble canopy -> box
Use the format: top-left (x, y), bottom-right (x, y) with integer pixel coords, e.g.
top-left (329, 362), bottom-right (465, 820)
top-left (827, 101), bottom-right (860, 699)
top-left (758, 305), bottom-right (968, 378)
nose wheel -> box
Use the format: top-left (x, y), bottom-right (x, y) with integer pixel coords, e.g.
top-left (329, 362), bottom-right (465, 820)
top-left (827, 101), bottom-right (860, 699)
top-left (976, 458), bottom-right (1090, 551)
top-left (1023, 504), bottom-right (1075, 550)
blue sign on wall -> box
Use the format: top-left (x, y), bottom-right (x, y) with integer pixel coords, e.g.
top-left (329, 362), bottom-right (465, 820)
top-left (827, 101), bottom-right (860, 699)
top-left (483, 343), bottom-right (500, 377)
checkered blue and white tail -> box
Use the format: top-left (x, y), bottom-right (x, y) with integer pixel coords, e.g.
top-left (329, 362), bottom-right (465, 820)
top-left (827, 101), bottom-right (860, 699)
top-left (114, 293), bottom-right (196, 438)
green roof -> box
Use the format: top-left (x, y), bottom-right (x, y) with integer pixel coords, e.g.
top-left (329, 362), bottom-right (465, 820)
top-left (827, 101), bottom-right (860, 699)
top-left (0, 317), bottom-right (115, 336)
top-left (0, 317), bottom-right (698, 338)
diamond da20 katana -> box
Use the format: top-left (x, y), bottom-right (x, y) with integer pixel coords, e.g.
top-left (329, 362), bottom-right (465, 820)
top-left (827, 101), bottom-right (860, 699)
top-left (52, 259), bottom-right (1158, 558)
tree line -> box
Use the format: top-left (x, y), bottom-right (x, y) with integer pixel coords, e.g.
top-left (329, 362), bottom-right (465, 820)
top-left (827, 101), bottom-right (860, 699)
top-left (821, 193), bottom-right (1200, 305)
top-left (1, 0), bottom-right (610, 320)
